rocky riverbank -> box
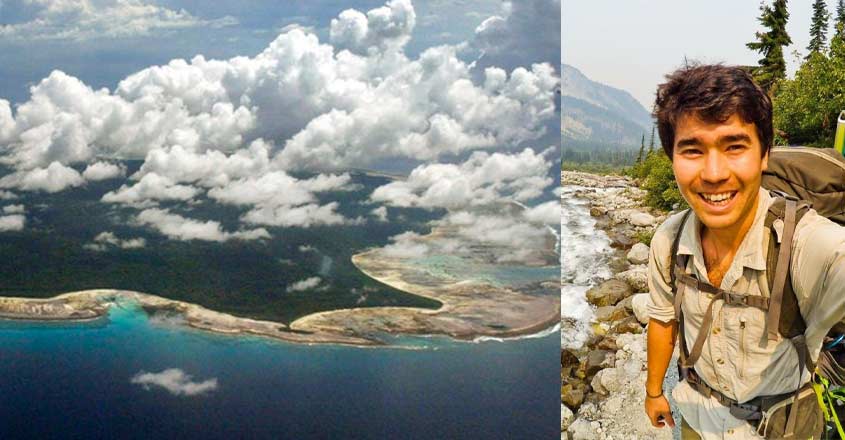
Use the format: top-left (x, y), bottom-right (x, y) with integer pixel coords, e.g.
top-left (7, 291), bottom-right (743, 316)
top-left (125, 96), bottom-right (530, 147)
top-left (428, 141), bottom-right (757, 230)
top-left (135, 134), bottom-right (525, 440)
top-left (561, 171), bottom-right (678, 440)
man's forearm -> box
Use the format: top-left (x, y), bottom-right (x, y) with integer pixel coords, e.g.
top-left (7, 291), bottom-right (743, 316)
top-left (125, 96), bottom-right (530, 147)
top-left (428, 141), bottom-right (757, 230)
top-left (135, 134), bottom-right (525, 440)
top-left (646, 318), bottom-right (677, 395)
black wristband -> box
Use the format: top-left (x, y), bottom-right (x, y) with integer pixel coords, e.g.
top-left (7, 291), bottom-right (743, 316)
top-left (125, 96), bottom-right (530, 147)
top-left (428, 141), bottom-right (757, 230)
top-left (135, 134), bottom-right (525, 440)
top-left (646, 389), bottom-right (664, 399)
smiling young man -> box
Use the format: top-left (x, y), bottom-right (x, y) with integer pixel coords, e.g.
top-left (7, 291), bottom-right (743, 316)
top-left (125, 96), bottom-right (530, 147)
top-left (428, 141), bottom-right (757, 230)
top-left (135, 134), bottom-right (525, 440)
top-left (643, 64), bottom-right (845, 439)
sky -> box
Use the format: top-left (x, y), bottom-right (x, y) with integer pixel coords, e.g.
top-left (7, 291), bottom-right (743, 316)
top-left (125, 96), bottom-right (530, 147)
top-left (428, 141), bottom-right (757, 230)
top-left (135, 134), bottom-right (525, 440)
top-left (563, 0), bottom-right (838, 109)
top-left (0, 0), bottom-right (562, 249)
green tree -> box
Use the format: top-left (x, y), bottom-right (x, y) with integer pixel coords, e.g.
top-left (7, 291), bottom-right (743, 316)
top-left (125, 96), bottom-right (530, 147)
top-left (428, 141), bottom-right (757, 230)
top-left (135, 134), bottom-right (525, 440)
top-left (836, 0), bottom-right (845, 40)
top-left (649, 124), bottom-right (656, 151)
top-left (747, 0), bottom-right (792, 92)
top-left (637, 133), bottom-right (645, 163)
top-left (807, 0), bottom-right (830, 57)
top-left (773, 30), bottom-right (845, 146)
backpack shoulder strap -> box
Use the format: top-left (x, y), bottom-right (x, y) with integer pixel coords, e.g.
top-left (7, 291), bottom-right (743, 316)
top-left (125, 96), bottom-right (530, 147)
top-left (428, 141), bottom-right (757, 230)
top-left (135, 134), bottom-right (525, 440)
top-left (671, 209), bottom-right (693, 370)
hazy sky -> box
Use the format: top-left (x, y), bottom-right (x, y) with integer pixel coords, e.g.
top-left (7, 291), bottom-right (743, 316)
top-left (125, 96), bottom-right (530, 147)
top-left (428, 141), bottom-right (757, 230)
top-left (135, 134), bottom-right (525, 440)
top-left (564, 0), bottom-right (836, 109)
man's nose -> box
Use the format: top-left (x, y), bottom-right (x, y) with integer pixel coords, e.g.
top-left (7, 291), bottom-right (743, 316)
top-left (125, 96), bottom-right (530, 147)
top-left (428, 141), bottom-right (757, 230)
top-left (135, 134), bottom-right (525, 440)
top-left (701, 151), bottom-right (729, 183)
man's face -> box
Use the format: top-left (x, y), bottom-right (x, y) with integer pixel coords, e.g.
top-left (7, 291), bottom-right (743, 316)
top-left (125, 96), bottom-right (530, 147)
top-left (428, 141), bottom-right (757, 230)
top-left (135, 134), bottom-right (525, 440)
top-left (672, 113), bottom-right (768, 235)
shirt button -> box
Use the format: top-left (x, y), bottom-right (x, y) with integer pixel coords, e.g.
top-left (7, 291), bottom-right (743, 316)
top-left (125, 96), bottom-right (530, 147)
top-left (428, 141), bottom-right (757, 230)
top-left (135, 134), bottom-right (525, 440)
top-left (727, 429), bottom-right (734, 434)
top-left (716, 358), bottom-right (725, 365)
top-left (713, 327), bottom-right (720, 334)
top-left (723, 385), bottom-right (730, 391)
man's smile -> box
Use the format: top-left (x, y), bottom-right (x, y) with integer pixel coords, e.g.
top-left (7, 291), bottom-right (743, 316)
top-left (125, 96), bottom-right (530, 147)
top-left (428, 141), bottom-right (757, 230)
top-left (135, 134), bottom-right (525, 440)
top-left (698, 191), bottom-right (738, 207)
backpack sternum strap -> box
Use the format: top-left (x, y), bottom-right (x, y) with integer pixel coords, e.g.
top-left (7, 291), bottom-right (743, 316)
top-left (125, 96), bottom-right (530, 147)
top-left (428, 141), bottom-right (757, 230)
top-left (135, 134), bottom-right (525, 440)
top-left (766, 198), bottom-right (798, 341)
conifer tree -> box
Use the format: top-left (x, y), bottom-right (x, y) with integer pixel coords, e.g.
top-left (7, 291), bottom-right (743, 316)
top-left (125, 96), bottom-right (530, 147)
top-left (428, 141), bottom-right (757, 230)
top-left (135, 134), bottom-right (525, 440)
top-left (747, 0), bottom-right (792, 92)
top-left (836, 0), bottom-right (845, 40)
top-left (637, 134), bottom-right (645, 163)
top-left (648, 125), bottom-right (655, 151)
top-left (807, 0), bottom-right (830, 57)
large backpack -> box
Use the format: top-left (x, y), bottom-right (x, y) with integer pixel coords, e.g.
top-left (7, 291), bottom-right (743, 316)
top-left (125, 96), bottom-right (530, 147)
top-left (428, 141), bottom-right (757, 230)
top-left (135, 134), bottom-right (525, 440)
top-left (670, 147), bottom-right (845, 438)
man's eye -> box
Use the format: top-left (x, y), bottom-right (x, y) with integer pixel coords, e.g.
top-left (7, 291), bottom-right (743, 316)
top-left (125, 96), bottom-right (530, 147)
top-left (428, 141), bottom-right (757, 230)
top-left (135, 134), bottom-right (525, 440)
top-left (727, 144), bottom-right (746, 151)
top-left (680, 148), bottom-right (702, 155)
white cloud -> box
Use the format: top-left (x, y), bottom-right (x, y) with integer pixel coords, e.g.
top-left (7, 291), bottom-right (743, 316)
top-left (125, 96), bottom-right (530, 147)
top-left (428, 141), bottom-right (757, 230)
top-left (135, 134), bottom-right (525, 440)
top-left (0, 0), bottom-right (238, 42)
top-left (370, 148), bottom-right (553, 209)
top-left (130, 368), bottom-right (218, 396)
top-left (0, 214), bottom-right (25, 231)
top-left (0, 190), bottom-right (18, 200)
top-left (437, 210), bottom-right (552, 264)
top-left (370, 206), bottom-right (388, 222)
top-left (84, 231), bottom-right (146, 251)
top-left (381, 231), bottom-right (430, 258)
top-left (286, 276), bottom-right (322, 292)
top-left (82, 161), bottom-right (126, 181)
top-left (522, 200), bottom-right (561, 225)
top-left (0, 161), bottom-right (85, 193)
top-left (330, 0), bottom-right (416, 56)
top-left (102, 173), bottom-right (200, 206)
top-left (472, 0), bottom-right (561, 72)
top-left (0, 1), bottom-right (556, 174)
top-left (2, 204), bottom-right (25, 214)
top-left (240, 202), bottom-right (348, 228)
top-left (136, 208), bottom-right (269, 242)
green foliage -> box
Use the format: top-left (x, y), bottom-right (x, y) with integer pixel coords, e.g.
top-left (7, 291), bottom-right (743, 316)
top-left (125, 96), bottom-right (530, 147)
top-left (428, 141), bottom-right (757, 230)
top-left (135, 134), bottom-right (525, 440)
top-left (773, 31), bottom-right (845, 147)
top-left (808, 0), bottom-right (830, 57)
top-left (561, 145), bottom-right (640, 167)
top-left (635, 229), bottom-right (655, 247)
top-left (627, 150), bottom-right (688, 212)
top-left (747, 0), bottom-right (792, 91)
top-left (837, 1), bottom-right (845, 39)
top-left (561, 161), bottom-right (627, 175)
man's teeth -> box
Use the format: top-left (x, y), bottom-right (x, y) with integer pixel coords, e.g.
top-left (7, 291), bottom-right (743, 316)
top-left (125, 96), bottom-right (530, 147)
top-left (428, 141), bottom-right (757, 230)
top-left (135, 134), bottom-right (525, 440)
top-left (701, 192), bottom-right (735, 203)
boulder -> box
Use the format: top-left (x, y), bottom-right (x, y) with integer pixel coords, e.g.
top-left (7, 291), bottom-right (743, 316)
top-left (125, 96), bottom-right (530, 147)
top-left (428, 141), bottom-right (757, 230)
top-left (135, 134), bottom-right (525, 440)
top-left (589, 206), bottom-right (606, 217)
top-left (630, 211), bottom-right (657, 226)
top-left (586, 279), bottom-right (632, 307)
top-left (593, 305), bottom-right (628, 323)
top-left (585, 349), bottom-right (615, 377)
top-left (607, 231), bottom-right (635, 249)
top-left (616, 265), bottom-right (648, 292)
top-left (610, 316), bottom-right (644, 335)
top-left (567, 418), bottom-right (596, 440)
top-left (631, 293), bottom-right (651, 325)
top-left (561, 404), bottom-right (574, 432)
top-left (595, 336), bottom-right (618, 351)
top-left (561, 378), bottom-right (588, 409)
top-left (616, 295), bottom-right (634, 313)
top-left (626, 243), bottom-right (650, 265)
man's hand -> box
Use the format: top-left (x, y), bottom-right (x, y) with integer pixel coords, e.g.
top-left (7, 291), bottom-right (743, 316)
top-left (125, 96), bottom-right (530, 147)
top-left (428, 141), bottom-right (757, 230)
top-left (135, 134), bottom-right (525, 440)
top-left (644, 394), bottom-right (675, 428)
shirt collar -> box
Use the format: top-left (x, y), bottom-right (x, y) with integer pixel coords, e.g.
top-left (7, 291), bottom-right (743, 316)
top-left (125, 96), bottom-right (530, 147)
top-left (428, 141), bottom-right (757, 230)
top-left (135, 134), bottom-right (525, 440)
top-left (676, 188), bottom-right (771, 273)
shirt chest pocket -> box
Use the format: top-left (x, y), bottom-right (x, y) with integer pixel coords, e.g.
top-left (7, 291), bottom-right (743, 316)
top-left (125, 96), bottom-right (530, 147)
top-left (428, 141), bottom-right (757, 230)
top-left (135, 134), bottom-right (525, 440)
top-left (725, 305), bottom-right (776, 380)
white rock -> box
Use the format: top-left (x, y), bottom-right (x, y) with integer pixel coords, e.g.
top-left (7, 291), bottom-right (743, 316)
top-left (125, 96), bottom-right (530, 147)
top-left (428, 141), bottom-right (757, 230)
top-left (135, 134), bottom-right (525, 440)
top-left (591, 369), bottom-right (608, 395)
top-left (626, 243), bottom-right (650, 265)
top-left (562, 404), bottom-right (574, 431)
top-left (599, 367), bottom-right (623, 393)
top-left (631, 293), bottom-right (651, 325)
top-left (630, 211), bottom-right (656, 227)
top-left (569, 418), bottom-right (597, 440)
top-left (616, 265), bottom-right (648, 292)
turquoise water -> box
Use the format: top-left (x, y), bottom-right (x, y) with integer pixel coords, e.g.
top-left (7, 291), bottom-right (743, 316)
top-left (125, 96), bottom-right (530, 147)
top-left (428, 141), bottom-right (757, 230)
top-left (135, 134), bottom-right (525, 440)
top-left (0, 305), bottom-right (558, 439)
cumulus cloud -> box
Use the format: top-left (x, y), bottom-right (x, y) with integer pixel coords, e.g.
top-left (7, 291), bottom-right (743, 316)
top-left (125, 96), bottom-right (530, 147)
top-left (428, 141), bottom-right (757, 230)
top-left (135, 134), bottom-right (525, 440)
top-left (0, 214), bottom-right (26, 232)
top-left (370, 148), bottom-right (553, 209)
top-left (522, 200), bottom-right (561, 225)
top-left (381, 231), bottom-right (430, 258)
top-left (286, 276), bottom-right (323, 293)
top-left (82, 161), bottom-right (126, 181)
top-left (2, 204), bottom-right (25, 214)
top-left (136, 208), bottom-right (269, 242)
top-left (0, 190), bottom-right (18, 200)
top-left (329, 0), bottom-right (416, 56)
top-left (370, 206), bottom-right (388, 222)
top-left (102, 173), bottom-right (200, 206)
top-left (472, 0), bottom-right (561, 72)
top-left (0, 162), bottom-right (85, 193)
top-left (0, 0), bottom-right (238, 42)
top-left (84, 231), bottom-right (146, 251)
top-left (0, 1), bottom-right (557, 174)
top-left (438, 210), bottom-right (555, 265)
top-left (130, 368), bottom-right (218, 396)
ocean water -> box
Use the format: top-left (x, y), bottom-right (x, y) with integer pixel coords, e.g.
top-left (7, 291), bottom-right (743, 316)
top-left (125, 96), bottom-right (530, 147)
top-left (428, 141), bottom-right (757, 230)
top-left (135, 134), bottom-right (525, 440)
top-left (0, 304), bottom-right (558, 439)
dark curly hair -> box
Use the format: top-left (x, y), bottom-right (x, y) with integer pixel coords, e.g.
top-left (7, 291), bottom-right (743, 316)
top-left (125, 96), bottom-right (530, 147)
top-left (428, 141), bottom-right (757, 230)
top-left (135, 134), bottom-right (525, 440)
top-left (653, 64), bottom-right (773, 159)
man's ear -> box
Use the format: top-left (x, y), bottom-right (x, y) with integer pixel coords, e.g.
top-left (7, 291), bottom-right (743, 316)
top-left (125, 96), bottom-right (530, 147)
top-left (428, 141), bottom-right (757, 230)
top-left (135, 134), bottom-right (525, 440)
top-left (762, 149), bottom-right (769, 171)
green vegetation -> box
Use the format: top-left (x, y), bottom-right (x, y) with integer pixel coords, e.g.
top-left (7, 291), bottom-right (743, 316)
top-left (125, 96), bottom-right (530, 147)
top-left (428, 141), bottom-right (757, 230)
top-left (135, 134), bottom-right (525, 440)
top-left (0, 170), bottom-right (444, 323)
top-left (628, 150), bottom-right (687, 212)
top-left (808, 0), bottom-right (830, 57)
top-left (635, 229), bottom-right (655, 247)
top-left (747, 0), bottom-right (792, 92)
top-left (774, 25), bottom-right (845, 147)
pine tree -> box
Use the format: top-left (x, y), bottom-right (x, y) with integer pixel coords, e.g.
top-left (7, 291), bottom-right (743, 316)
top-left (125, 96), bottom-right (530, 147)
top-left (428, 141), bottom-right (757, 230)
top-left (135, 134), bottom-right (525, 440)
top-left (637, 134), bottom-right (645, 163)
top-left (747, 0), bottom-right (792, 92)
top-left (649, 125), bottom-right (656, 151)
top-left (807, 0), bottom-right (830, 57)
top-left (836, 0), bottom-right (845, 40)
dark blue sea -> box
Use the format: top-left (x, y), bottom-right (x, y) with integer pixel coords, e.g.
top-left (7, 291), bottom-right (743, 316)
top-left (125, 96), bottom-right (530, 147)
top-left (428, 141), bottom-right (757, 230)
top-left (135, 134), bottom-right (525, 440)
top-left (0, 304), bottom-right (558, 439)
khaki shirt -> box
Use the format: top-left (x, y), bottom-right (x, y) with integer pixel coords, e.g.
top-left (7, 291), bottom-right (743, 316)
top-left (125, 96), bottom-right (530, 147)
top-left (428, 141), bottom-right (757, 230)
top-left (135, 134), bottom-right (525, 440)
top-left (648, 188), bottom-right (845, 439)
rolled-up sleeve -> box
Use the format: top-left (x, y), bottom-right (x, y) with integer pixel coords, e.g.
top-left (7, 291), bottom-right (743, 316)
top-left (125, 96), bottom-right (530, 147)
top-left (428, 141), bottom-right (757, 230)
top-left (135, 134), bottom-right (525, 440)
top-left (647, 219), bottom-right (678, 323)
top-left (793, 211), bottom-right (845, 358)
